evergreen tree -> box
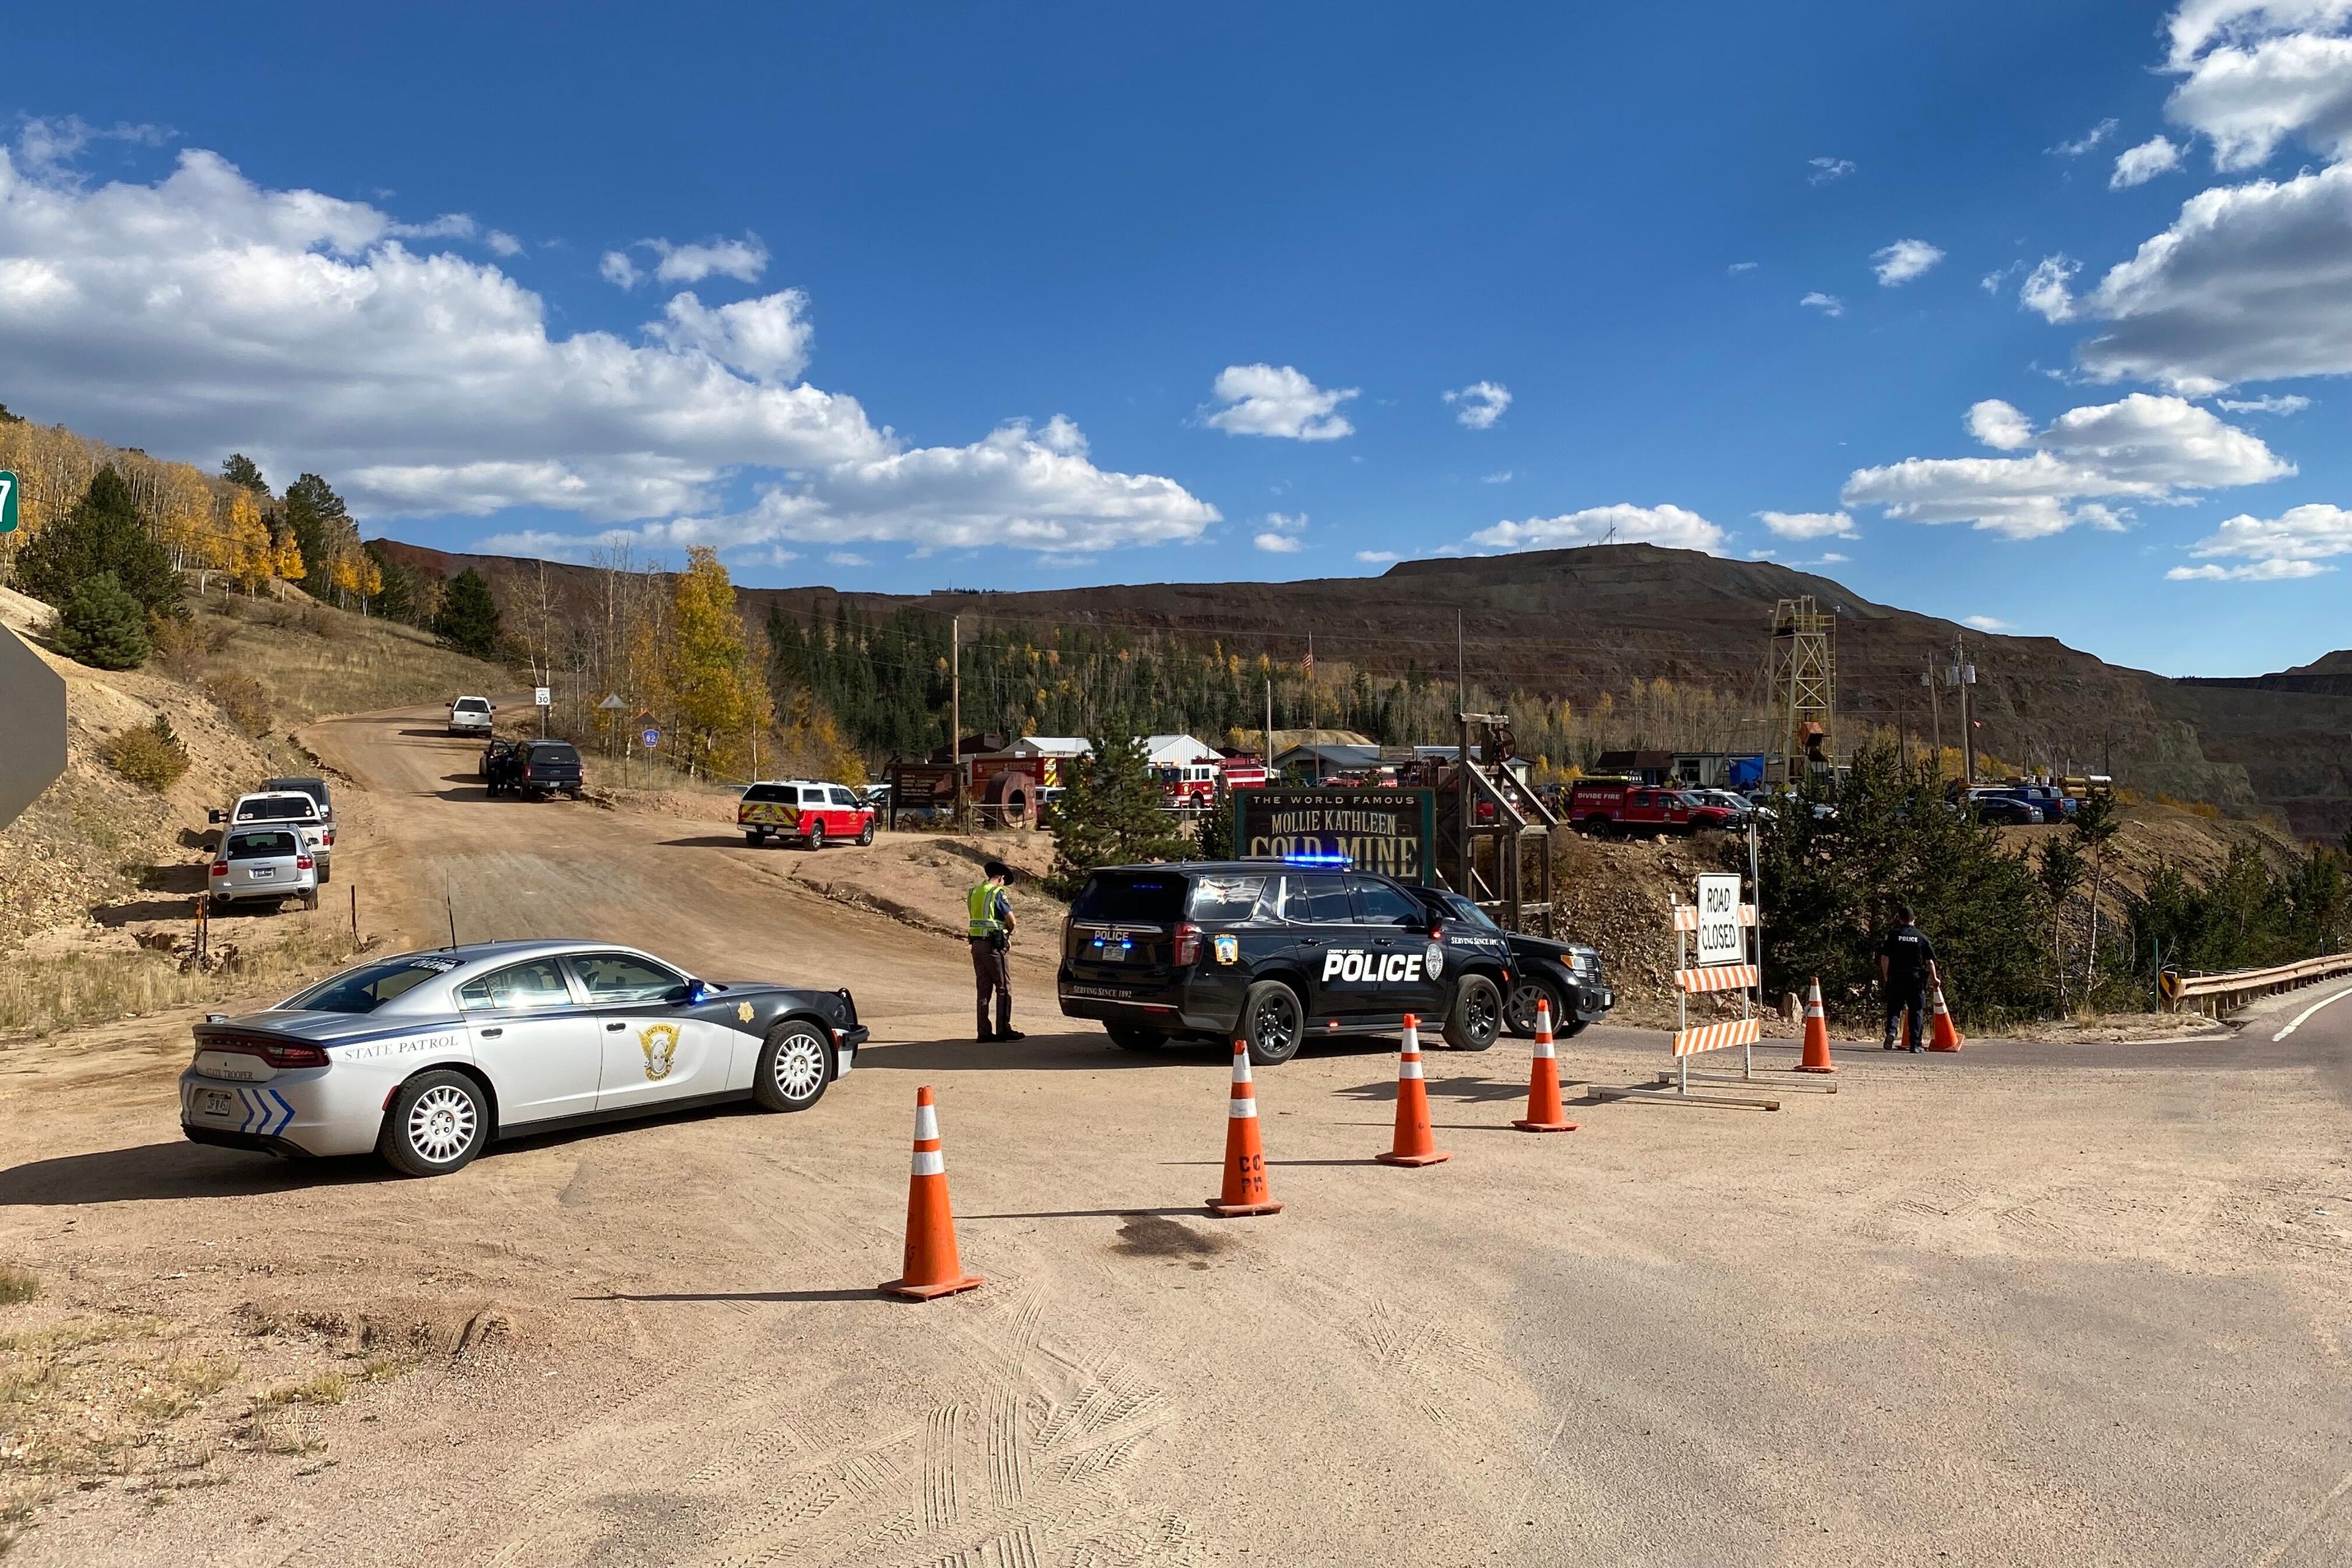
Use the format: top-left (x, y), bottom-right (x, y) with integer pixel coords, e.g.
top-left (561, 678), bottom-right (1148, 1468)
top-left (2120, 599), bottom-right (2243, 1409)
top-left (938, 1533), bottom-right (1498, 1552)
top-left (15, 466), bottom-right (181, 616)
top-left (0, 402), bottom-right (24, 424)
top-left (1196, 778), bottom-right (1235, 859)
top-left (221, 453), bottom-right (269, 493)
top-left (433, 568), bottom-right (504, 658)
top-left (364, 541), bottom-right (429, 626)
top-left (53, 571), bottom-right (151, 669)
top-left (1046, 726), bottom-right (1194, 899)
top-left (279, 473), bottom-right (351, 576)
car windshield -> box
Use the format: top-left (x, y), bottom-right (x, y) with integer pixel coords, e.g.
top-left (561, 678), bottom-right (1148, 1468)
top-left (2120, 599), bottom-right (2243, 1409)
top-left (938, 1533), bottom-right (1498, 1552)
top-left (1072, 872), bottom-right (1187, 924)
top-left (1441, 892), bottom-right (1501, 932)
top-left (529, 744), bottom-right (579, 764)
top-left (237, 797), bottom-right (316, 821)
top-left (225, 831), bottom-right (301, 859)
top-left (455, 698), bottom-right (489, 712)
top-left (279, 955), bottom-right (460, 1014)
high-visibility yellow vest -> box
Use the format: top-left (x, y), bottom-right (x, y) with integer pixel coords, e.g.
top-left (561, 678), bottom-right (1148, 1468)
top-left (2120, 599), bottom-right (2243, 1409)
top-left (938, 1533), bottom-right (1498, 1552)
top-left (968, 883), bottom-right (1005, 938)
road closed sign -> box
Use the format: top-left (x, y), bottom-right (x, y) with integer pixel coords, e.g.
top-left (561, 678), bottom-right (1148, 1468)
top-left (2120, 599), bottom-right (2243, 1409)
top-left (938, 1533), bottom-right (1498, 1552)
top-left (1694, 873), bottom-right (1744, 965)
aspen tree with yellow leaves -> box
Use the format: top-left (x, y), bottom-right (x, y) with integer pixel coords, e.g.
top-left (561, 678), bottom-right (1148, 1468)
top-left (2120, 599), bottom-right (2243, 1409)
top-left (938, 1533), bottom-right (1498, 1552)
top-left (660, 546), bottom-right (774, 780)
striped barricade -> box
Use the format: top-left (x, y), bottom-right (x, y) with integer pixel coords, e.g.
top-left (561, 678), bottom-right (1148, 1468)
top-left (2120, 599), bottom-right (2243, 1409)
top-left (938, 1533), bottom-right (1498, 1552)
top-left (1671, 905), bottom-right (1757, 932)
top-left (1675, 963), bottom-right (1759, 993)
top-left (1672, 1016), bottom-right (1763, 1058)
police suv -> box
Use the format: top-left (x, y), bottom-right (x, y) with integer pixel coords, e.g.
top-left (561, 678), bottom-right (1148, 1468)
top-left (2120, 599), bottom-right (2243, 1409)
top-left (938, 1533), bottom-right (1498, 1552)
top-left (1057, 859), bottom-right (1514, 1065)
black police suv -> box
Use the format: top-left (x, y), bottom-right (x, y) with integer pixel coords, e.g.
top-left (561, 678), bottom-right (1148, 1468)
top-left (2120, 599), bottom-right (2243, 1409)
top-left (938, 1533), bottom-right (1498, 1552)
top-left (484, 739), bottom-right (585, 800)
top-left (1408, 886), bottom-right (1613, 1039)
top-left (1057, 859), bottom-right (1515, 1065)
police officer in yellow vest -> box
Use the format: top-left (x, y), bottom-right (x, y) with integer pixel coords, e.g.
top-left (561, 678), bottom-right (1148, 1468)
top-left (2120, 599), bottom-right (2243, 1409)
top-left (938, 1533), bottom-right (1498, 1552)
top-left (967, 861), bottom-right (1022, 1042)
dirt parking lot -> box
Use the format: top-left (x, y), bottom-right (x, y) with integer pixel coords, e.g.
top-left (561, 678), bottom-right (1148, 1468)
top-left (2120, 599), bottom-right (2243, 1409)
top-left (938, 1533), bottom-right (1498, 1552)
top-left (2, 704), bottom-right (2348, 1567)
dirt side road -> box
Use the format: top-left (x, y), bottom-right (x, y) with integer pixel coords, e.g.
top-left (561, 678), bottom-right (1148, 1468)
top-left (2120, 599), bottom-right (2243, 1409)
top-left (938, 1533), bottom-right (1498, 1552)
top-left (2, 706), bottom-right (2348, 1567)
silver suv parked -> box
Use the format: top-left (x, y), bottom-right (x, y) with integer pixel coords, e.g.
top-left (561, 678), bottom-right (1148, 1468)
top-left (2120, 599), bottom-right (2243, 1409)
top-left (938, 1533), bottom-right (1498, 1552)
top-left (209, 826), bottom-right (320, 911)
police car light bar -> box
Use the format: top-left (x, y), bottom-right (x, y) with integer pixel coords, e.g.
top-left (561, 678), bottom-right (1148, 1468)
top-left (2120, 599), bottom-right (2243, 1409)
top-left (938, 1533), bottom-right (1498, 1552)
top-left (1280, 852), bottom-right (1353, 867)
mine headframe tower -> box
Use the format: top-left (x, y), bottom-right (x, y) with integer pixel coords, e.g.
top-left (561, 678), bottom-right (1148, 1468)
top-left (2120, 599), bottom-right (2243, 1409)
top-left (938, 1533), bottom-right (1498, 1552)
top-left (1768, 595), bottom-right (1836, 783)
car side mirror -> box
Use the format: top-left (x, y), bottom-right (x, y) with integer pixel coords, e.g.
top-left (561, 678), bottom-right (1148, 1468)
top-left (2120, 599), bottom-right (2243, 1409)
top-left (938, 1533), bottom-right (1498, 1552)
top-left (207, 809), bottom-right (224, 824)
top-left (670, 980), bottom-right (709, 1007)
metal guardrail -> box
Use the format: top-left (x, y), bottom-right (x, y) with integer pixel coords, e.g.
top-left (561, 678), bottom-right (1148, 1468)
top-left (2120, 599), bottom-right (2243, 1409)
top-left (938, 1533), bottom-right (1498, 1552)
top-left (2160, 952), bottom-right (2352, 1016)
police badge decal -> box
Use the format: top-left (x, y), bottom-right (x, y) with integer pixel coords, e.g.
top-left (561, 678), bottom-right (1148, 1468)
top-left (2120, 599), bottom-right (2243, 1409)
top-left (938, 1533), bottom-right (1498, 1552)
top-left (1424, 942), bottom-right (1446, 980)
top-left (639, 1023), bottom-right (682, 1080)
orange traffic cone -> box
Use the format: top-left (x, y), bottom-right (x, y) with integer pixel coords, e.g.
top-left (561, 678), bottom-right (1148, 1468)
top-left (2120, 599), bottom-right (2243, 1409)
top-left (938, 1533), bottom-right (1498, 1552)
top-left (1795, 976), bottom-right (1836, 1074)
top-left (1926, 982), bottom-right (1965, 1052)
top-left (1376, 1014), bottom-right (1451, 1167)
top-left (878, 1086), bottom-right (985, 1301)
top-left (1512, 998), bottom-right (1578, 1132)
top-left (1207, 1040), bottom-right (1283, 1217)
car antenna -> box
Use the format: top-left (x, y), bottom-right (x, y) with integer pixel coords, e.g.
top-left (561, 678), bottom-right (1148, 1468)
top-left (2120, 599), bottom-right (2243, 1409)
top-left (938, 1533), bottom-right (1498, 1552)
top-left (445, 881), bottom-right (458, 949)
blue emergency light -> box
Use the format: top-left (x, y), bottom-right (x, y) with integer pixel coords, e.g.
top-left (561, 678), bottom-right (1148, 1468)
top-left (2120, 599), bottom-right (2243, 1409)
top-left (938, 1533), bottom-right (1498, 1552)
top-left (1280, 852), bottom-right (1353, 867)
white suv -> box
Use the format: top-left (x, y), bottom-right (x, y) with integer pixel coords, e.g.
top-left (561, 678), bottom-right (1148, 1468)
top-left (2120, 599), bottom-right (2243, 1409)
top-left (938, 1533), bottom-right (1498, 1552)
top-left (214, 791), bottom-right (334, 881)
top-left (447, 695), bottom-right (496, 736)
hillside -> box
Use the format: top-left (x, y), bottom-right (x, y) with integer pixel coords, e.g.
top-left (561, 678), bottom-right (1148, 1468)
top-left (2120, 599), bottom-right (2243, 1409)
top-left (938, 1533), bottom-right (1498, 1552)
top-left (373, 538), bottom-right (2352, 843)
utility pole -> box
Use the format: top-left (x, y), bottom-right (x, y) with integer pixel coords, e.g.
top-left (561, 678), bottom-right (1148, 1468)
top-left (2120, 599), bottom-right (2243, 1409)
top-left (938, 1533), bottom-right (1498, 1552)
top-left (1456, 609), bottom-right (1466, 718)
top-left (1264, 676), bottom-right (1274, 765)
top-left (1924, 657), bottom-right (1941, 772)
top-left (1953, 636), bottom-right (1977, 788)
top-left (949, 614), bottom-right (963, 827)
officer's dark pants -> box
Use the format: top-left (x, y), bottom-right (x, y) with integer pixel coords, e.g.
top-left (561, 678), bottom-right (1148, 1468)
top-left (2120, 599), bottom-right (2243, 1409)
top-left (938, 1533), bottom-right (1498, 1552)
top-left (1883, 983), bottom-right (1926, 1048)
top-left (970, 938), bottom-right (1012, 1037)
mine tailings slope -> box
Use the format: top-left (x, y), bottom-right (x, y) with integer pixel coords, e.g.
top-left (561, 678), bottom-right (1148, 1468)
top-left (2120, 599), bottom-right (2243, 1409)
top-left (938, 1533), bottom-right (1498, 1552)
top-left (371, 538), bottom-right (2350, 841)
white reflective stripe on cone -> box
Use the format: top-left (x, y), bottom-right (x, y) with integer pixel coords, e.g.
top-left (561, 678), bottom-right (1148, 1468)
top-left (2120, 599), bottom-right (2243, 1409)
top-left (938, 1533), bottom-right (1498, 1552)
top-left (1398, 1060), bottom-right (1423, 1079)
top-left (913, 1104), bottom-right (940, 1140)
top-left (1532, 1038), bottom-right (1556, 1059)
top-left (1227, 1098), bottom-right (1257, 1119)
top-left (1231, 1060), bottom-right (1253, 1085)
top-left (910, 1150), bottom-right (946, 1177)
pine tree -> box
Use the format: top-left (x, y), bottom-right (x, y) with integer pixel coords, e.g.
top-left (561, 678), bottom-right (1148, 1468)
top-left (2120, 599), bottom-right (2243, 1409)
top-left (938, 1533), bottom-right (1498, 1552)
top-left (15, 466), bottom-right (181, 616)
top-left (221, 453), bottom-right (269, 493)
top-left (53, 571), bottom-right (152, 669)
top-left (1046, 726), bottom-right (1194, 898)
top-left (280, 473), bottom-right (351, 579)
top-left (1196, 778), bottom-right (1235, 858)
top-left (434, 568), bottom-right (504, 658)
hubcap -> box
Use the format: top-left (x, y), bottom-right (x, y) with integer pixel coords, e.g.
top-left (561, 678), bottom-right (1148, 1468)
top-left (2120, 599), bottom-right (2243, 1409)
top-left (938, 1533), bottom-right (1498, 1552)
top-left (772, 1032), bottom-right (827, 1099)
top-left (1467, 986), bottom-right (1498, 1041)
top-left (1254, 997), bottom-right (1297, 1053)
top-left (406, 1084), bottom-right (478, 1164)
top-left (1507, 982), bottom-right (1547, 1033)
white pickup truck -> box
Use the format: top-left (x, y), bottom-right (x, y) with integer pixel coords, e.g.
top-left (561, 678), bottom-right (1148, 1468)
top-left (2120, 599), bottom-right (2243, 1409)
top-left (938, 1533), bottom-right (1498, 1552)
top-left (211, 790), bottom-right (334, 881)
top-left (447, 695), bottom-right (496, 737)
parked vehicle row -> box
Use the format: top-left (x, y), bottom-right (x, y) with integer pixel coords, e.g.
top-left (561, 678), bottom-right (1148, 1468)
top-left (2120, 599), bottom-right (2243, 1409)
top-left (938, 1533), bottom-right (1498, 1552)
top-left (206, 777), bottom-right (337, 914)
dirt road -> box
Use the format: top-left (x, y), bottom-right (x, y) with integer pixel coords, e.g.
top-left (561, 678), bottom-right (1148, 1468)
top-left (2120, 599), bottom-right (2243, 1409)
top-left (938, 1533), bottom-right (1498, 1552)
top-left (3, 704), bottom-right (2348, 1566)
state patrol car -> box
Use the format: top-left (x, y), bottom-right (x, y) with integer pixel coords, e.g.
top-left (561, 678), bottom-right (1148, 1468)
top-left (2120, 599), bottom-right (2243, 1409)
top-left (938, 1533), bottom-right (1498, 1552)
top-left (1056, 859), bottom-right (1514, 1065)
top-left (179, 940), bottom-right (867, 1177)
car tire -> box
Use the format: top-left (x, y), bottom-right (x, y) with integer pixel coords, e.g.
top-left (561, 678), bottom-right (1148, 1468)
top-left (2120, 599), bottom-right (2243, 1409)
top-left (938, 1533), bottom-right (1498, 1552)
top-left (1503, 977), bottom-right (1568, 1039)
top-left (1105, 1021), bottom-right (1166, 1051)
top-left (752, 1020), bottom-right (831, 1112)
top-left (1240, 979), bottom-right (1305, 1066)
top-left (804, 823), bottom-right (825, 851)
top-left (378, 1069), bottom-right (489, 1178)
top-left (856, 820), bottom-right (875, 846)
top-left (1442, 973), bottom-right (1503, 1052)
top-left (301, 889), bottom-right (320, 912)
top-left (745, 829), bottom-right (767, 846)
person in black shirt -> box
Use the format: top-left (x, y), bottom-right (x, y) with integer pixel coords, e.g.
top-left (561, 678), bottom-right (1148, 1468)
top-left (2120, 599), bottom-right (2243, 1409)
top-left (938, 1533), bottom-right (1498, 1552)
top-left (1877, 905), bottom-right (1939, 1052)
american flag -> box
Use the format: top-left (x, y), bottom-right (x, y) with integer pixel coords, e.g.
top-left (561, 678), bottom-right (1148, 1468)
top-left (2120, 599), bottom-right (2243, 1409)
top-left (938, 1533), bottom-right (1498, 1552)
top-left (1302, 638), bottom-right (1314, 674)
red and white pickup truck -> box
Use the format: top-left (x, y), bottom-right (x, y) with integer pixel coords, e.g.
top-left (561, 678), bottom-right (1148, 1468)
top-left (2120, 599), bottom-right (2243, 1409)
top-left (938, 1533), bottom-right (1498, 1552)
top-left (1565, 778), bottom-right (1741, 837)
top-left (738, 779), bottom-right (877, 850)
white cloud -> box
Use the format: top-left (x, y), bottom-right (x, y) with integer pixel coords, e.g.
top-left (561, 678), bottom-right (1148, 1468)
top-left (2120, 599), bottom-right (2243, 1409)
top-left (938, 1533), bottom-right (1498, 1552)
top-left (649, 288), bottom-right (814, 382)
top-left (1818, 551), bottom-right (1850, 564)
top-left (1808, 157), bottom-right (1856, 184)
top-left (2051, 119), bottom-right (2121, 156)
top-left (2214, 391), bottom-right (2313, 411)
top-left (599, 249), bottom-right (641, 288)
top-left (1800, 291), bottom-right (1845, 317)
top-left (2028, 7), bottom-right (2352, 388)
top-left (826, 551), bottom-right (870, 567)
top-left (1254, 510), bottom-right (1308, 552)
top-left (2166, 500), bottom-right (2352, 578)
top-left (1874, 238), bottom-right (1946, 286)
top-left (2111, 135), bottom-right (2186, 187)
top-left (1203, 363), bottom-right (1357, 440)
top-left (1482, 470), bottom-right (1513, 484)
top-left (1962, 614), bottom-right (2015, 630)
top-left (1757, 509), bottom-right (1858, 540)
top-left (2019, 255), bottom-right (2081, 321)
top-left (486, 230), bottom-right (522, 257)
top-left (12, 116), bottom-right (169, 181)
top-left (0, 142), bottom-right (1216, 557)
top-left (1980, 262), bottom-right (2025, 293)
top-left (1728, 260), bottom-right (1758, 274)
top-left (1442, 380), bottom-right (1511, 429)
top-left (1841, 392), bottom-right (2292, 538)
top-left (1469, 503), bottom-right (1727, 556)
top-left (1356, 549), bottom-right (1400, 564)
top-left (647, 234), bottom-right (768, 285)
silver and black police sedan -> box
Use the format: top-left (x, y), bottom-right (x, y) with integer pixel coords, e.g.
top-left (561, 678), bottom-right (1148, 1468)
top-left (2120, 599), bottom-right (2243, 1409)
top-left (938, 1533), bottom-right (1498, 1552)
top-left (180, 940), bottom-right (867, 1177)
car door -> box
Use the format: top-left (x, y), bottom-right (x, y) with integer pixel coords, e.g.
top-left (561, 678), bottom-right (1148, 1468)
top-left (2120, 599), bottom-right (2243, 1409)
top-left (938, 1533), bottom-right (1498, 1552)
top-left (827, 785), bottom-right (862, 835)
top-left (567, 951), bottom-right (732, 1111)
top-left (1347, 875), bottom-right (1443, 1020)
top-left (1280, 874), bottom-right (1371, 1022)
top-left (455, 958), bottom-right (601, 1125)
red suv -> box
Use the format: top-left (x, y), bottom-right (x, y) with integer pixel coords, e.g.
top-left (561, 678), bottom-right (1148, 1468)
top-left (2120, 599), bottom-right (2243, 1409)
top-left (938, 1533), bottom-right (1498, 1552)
top-left (739, 780), bottom-right (878, 850)
top-left (1565, 778), bottom-right (1740, 837)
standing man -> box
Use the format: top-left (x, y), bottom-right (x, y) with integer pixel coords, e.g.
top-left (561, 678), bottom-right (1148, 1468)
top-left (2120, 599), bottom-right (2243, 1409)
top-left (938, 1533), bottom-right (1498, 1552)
top-left (1878, 903), bottom-right (1939, 1052)
top-left (967, 860), bottom-right (1023, 1043)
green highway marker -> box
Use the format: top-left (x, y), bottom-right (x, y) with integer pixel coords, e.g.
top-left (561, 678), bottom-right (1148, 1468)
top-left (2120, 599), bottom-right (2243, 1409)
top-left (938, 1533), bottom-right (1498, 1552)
top-left (0, 470), bottom-right (17, 535)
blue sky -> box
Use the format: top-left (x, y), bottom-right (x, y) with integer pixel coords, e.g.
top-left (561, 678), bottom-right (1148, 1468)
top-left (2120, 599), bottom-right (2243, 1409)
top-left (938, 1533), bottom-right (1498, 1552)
top-left (4, 2), bottom-right (2350, 676)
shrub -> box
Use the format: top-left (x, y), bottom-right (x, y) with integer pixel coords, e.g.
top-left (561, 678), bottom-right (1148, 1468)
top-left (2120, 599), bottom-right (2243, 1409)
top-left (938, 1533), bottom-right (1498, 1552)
top-left (205, 672), bottom-right (272, 737)
top-left (0, 1264), bottom-right (36, 1305)
top-left (102, 717), bottom-right (192, 793)
top-left (148, 614), bottom-right (222, 680)
top-left (53, 572), bottom-right (151, 669)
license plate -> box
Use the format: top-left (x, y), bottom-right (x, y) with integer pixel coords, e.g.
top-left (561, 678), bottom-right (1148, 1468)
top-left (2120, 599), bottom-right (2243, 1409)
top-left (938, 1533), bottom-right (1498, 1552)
top-left (1096, 943), bottom-right (1125, 962)
top-left (250, 867), bottom-right (273, 880)
top-left (198, 1089), bottom-right (235, 1118)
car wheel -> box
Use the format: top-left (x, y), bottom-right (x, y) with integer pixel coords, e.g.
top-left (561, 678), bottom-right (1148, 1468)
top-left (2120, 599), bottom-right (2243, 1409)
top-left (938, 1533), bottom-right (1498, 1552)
top-left (301, 889), bottom-right (320, 911)
top-left (1105, 1021), bottom-right (1165, 1051)
top-left (752, 1021), bottom-right (831, 1112)
top-left (1443, 973), bottom-right (1503, 1052)
top-left (804, 823), bottom-right (825, 851)
top-left (378, 1070), bottom-right (489, 1178)
top-left (856, 820), bottom-right (875, 846)
top-left (1240, 979), bottom-right (1304, 1066)
top-left (745, 829), bottom-right (766, 846)
top-left (1503, 977), bottom-right (1567, 1039)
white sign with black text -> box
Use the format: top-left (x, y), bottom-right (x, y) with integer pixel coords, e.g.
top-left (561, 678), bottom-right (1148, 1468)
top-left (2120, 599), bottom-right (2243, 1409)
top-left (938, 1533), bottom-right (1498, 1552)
top-left (1694, 873), bottom-right (1744, 967)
